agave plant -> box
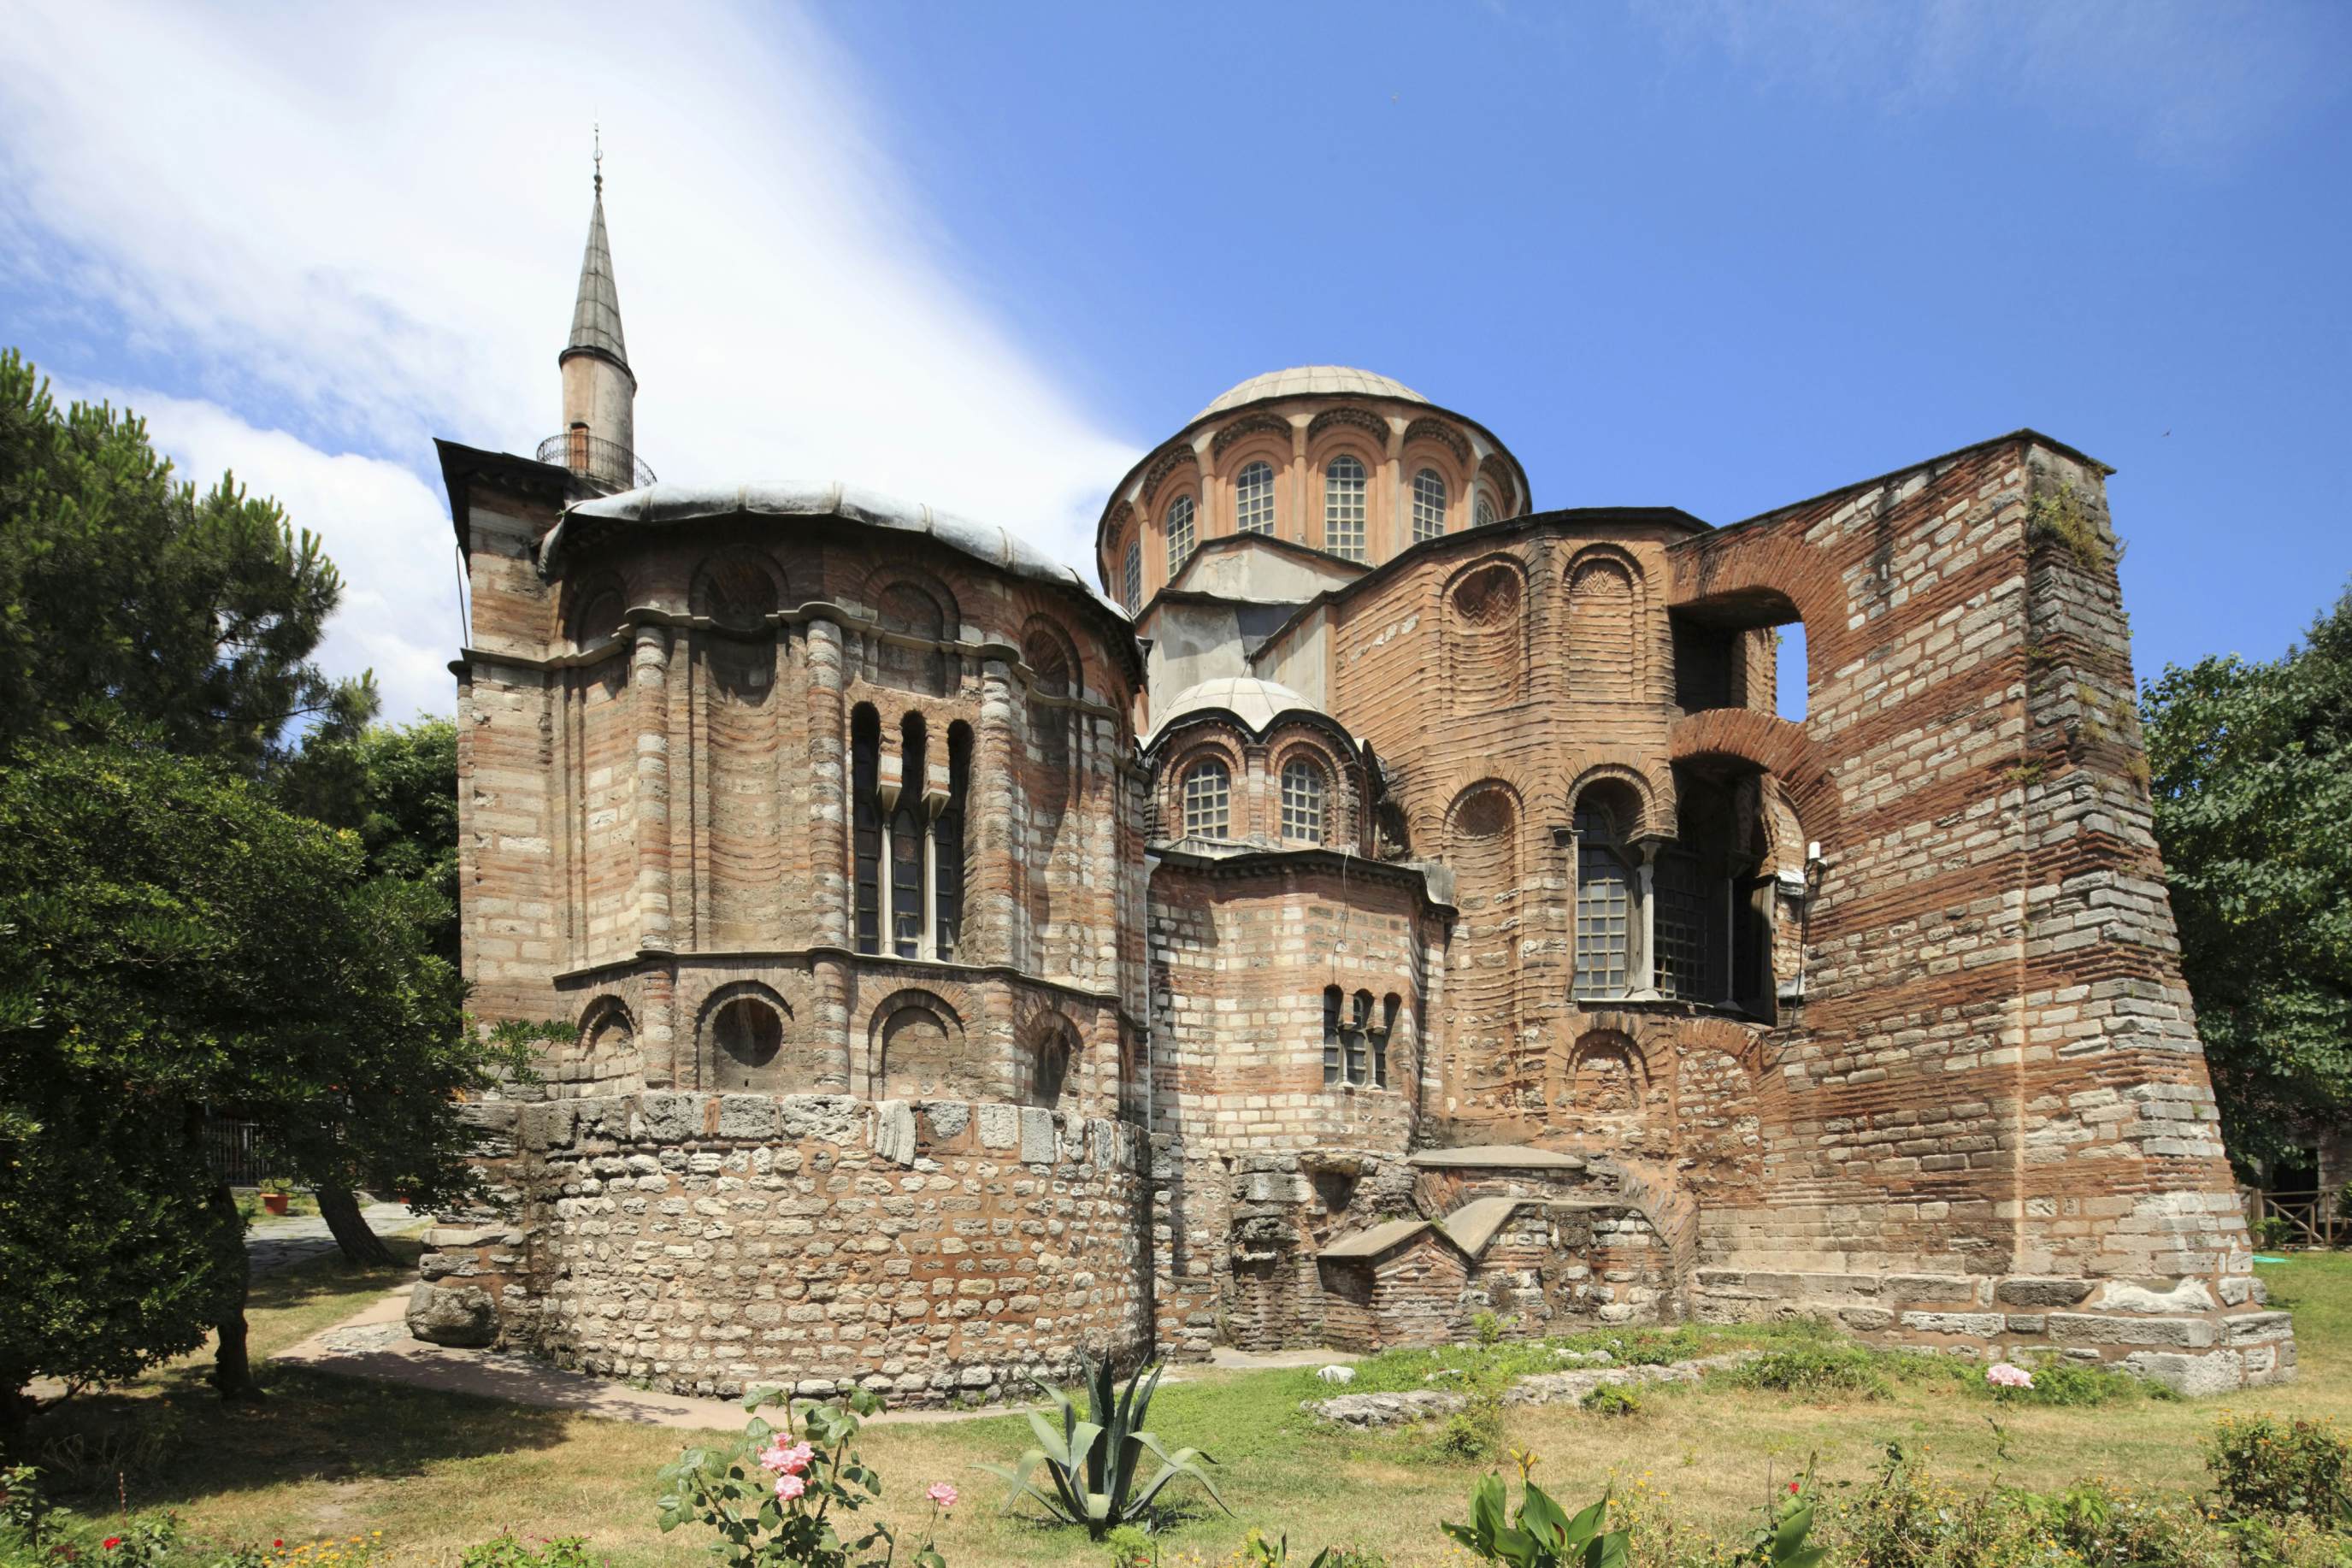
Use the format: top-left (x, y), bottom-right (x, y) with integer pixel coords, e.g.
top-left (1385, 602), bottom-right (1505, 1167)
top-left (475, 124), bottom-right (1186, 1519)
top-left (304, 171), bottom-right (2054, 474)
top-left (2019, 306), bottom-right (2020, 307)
top-left (978, 1353), bottom-right (1228, 1538)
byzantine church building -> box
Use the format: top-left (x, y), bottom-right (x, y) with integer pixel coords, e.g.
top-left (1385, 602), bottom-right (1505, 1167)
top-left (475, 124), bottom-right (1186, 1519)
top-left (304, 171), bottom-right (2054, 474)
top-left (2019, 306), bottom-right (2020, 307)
top-left (411, 167), bottom-right (2290, 1400)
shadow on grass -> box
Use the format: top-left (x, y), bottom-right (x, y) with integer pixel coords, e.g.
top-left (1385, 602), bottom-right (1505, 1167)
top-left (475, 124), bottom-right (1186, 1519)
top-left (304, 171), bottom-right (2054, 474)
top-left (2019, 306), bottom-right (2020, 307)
top-left (26, 1238), bottom-right (574, 1512)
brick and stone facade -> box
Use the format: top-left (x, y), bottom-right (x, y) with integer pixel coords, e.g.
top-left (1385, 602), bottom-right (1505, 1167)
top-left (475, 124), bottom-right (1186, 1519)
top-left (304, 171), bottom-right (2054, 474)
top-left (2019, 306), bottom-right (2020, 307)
top-left (416, 197), bottom-right (2284, 1399)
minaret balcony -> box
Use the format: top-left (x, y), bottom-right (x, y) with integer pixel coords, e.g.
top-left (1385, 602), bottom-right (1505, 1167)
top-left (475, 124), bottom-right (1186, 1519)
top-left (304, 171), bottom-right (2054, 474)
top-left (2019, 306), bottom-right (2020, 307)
top-left (538, 431), bottom-right (655, 494)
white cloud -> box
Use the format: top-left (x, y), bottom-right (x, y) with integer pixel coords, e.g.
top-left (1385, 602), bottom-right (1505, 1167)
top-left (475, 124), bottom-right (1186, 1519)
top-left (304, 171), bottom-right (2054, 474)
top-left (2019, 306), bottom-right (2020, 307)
top-left (0, 0), bottom-right (1139, 719)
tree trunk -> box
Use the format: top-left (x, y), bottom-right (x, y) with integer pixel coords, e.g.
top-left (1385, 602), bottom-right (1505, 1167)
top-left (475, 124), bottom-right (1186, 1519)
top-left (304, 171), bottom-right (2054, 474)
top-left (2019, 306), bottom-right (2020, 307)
top-left (207, 1180), bottom-right (261, 1403)
top-left (317, 1185), bottom-right (396, 1267)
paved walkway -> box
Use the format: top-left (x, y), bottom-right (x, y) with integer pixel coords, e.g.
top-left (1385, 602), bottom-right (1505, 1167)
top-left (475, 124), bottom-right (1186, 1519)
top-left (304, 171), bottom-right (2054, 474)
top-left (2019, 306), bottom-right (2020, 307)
top-left (247, 1201), bottom-right (422, 1275)
top-left (276, 1287), bottom-right (1355, 1429)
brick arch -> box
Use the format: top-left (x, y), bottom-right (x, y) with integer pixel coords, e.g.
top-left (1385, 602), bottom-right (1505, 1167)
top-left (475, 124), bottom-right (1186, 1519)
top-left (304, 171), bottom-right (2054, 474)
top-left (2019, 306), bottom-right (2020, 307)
top-left (1665, 533), bottom-right (1838, 673)
top-left (866, 987), bottom-right (976, 1101)
top-left (1562, 543), bottom-right (1650, 703)
top-left (1155, 733), bottom-right (1248, 841)
top-left (1015, 1005), bottom-right (1086, 1111)
top-left (1666, 708), bottom-right (1841, 847)
top-left (1141, 444), bottom-right (1200, 506)
top-left (691, 548), bottom-right (781, 631)
top-left (1267, 732), bottom-right (1348, 847)
top-left (1563, 1028), bottom-right (1650, 1117)
top-left (1563, 757), bottom-right (1673, 840)
top-left (563, 569), bottom-right (630, 648)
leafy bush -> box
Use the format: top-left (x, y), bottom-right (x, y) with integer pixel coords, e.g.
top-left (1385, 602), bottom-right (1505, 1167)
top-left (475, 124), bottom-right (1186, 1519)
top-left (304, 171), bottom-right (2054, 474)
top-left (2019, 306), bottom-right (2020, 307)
top-left (2208, 1413), bottom-right (2352, 1524)
top-left (1578, 1385), bottom-right (1642, 1419)
top-left (2254, 1216), bottom-right (2296, 1250)
top-left (1430, 1400), bottom-right (1505, 1464)
top-left (1718, 1345), bottom-right (1907, 1400)
top-left (1474, 1313), bottom-right (1508, 1347)
top-left (657, 1384), bottom-right (952, 1568)
top-left (981, 1354), bottom-right (1226, 1539)
top-left (457, 1536), bottom-right (595, 1568)
top-left (1963, 1356), bottom-right (2149, 1408)
top-left (1102, 1524), bottom-right (1156, 1568)
top-left (1441, 1471), bottom-right (1629, 1568)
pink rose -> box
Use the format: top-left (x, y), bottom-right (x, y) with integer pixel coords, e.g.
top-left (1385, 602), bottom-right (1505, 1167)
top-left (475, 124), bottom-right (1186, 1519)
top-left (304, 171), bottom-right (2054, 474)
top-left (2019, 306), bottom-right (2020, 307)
top-left (927, 1483), bottom-right (958, 1510)
top-left (759, 1440), bottom-right (815, 1476)
top-left (774, 1473), bottom-right (807, 1502)
top-left (1986, 1362), bottom-right (2035, 1389)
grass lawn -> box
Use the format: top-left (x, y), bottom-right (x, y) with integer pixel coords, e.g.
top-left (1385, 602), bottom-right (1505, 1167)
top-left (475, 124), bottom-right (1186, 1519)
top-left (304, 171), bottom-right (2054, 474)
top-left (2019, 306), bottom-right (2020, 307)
top-left (18, 1252), bottom-right (2346, 1568)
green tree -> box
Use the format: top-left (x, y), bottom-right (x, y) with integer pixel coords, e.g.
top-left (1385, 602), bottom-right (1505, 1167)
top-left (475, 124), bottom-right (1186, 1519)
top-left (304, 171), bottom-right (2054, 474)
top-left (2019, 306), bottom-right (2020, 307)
top-left (0, 734), bottom-right (504, 1445)
top-left (0, 350), bottom-right (374, 768)
top-left (2141, 585), bottom-right (2352, 1175)
top-left (280, 716), bottom-right (460, 964)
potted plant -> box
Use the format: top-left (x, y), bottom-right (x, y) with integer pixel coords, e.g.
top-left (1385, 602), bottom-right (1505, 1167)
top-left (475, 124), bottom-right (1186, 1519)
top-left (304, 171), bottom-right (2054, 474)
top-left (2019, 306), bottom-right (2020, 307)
top-left (258, 1178), bottom-right (292, 1217)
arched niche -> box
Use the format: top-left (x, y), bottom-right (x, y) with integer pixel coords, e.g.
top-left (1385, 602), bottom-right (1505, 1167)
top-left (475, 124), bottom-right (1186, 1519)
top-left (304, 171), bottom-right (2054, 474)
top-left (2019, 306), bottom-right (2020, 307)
top-left (869, 989), bottom-right (980, 1102)
top-left (697, 981), bottom-right (817, 1093)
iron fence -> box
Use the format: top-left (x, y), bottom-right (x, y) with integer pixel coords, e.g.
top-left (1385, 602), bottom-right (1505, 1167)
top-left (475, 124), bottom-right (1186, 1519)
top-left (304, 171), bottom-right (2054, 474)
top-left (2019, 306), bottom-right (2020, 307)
top-left (536, 430), bottom-right (655, 491)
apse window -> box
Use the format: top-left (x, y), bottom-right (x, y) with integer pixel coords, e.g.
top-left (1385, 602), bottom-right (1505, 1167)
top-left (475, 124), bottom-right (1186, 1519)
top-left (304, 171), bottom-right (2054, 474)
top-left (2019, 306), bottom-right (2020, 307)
top-left (1474, 493), bottom-right (1499, 529)
top-left (1123, 539), bottom-right (1142, 616)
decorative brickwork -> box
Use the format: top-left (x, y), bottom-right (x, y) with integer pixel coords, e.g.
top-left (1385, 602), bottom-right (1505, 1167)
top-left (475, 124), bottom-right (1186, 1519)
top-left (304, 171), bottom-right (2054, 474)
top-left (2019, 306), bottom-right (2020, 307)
top-left (437, 328), bottom-right (2285, 1399)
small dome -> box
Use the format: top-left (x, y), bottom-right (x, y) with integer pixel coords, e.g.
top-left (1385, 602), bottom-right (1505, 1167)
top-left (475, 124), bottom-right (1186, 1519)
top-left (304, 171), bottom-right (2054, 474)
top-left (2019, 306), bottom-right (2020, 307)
top-left (1196, 366), bottom-right (1426, 421)
top-left (1152, 676), bottom-right (1335, 740)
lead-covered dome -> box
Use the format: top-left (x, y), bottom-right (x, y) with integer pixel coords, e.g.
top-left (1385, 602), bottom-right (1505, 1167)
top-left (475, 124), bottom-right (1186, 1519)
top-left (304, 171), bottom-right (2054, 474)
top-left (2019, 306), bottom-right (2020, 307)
top-left (1196, 366), bottom-right (1425, 421)
top-left (1152, 676), bottom-right (1334, 740)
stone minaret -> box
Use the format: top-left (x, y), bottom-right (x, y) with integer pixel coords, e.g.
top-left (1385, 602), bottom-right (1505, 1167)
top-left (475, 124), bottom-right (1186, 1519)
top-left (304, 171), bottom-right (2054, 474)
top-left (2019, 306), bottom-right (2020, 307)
top-left (557, 133), bottom-right (639, 492)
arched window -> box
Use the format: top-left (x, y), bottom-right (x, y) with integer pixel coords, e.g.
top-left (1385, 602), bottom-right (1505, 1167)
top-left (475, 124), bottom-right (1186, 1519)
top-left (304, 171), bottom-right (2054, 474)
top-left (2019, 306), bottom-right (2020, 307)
top-left (1323, 455), bottom-right (1366, 562)
top-left (1122, 539), bottom-right (1142, 616)
top-left (1165, 494), bottom-right (1195, 576)
top-left (1412, 468), bottom-right (1447, 543)
top-left (712, 994), bottom-right (781, 1069)
top-left (1347, 990), bottom-right (1374, 1084)
top-left (1573, 794), bottom-right (1639, 1001)
top-left (1235, 460), bottom-right (1276, 535)
top-left (1280, 757), bottom-right (1326, 844)
top-left (852, 704), bottom-right (881, 955)
top-left (1474, 493), bottom-right (1499, 529)
top-left (889, 715), bottom-right (928, 958)
top-left (1181, 757), bottom-right (1230, 840)
top-left (935, 722), bottom-right (970, 959)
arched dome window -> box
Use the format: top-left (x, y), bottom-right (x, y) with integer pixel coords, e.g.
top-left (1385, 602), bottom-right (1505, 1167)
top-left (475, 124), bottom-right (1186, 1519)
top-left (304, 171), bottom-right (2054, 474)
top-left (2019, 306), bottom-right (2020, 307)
top-left (1474, 493), bottom-right (1500, 529)
top-left (1235, 461), bottom-right (1276, 535)
top-left (1323, 456), bottom-right (1366, 562)
top-left (1412, 468), bottom-right (1447, 543)
top-left (1123, 537), bottom-right (1142, 615)
top-left (1182, 757), bottom-right (1230, 840)
top-left (1280, 757), bottom-right (1326, 845)
top-left (1165, 494), bottom-right (1196, 576)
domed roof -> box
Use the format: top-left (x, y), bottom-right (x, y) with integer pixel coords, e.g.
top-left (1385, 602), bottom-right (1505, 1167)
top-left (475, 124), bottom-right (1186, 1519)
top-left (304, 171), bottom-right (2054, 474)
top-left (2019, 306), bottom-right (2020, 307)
top-left (1196, 366), bottom-right (1426, 421)
top-left (1152, 675), bottom-right (1338, 740)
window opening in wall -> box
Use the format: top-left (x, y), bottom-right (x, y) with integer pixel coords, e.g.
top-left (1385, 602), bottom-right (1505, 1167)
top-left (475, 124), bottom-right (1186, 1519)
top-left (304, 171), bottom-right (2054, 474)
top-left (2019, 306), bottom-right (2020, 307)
top-left (890, 715), bottom-right (927, 958)
top-left (1376, 994), bottom-right (1400, 1088)
top-left (1572, 803), bottom-right (1635, 1000)
top-left (1182, 757), bottom-right (1230, 839)
top-left (1652, 848), bottom-right (1716, 1002)
top-left (1322, 987), bottom-right (1343, 1086)
top-left (852, 704), bottom-right (881, 955)
top-left (1474, 493), bottom-right (1499, 529)
top-left (1671, 616), bottom-right (1747, 713)
top-left (1323, 455), bottom-right (1366, 562)
top-left (1776, 622), bottom-right (1808, 722)
top-left (1412, 468), bottom-right (1447, 542)
top-left (1166, 494), bottom-right (1196, 576)
top-left (1280, 757), bottom-right (1326, 844)
top-left (1032, 1029), bottom-right (1070, 1109)
top-left (712, 995), bottom-right (781, 1069)
top-left (1236, 460), bottom-right (1275, 535)
top-left (936, 722), bottom-right (970, 958)
top-left (1347, 990), bottom-right (1374, 1085)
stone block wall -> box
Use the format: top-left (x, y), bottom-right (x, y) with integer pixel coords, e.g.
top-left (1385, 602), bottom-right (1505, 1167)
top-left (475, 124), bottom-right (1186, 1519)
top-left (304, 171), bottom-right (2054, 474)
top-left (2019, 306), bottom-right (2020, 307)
top-left (413, 1090), bottom-right (1160, 1404)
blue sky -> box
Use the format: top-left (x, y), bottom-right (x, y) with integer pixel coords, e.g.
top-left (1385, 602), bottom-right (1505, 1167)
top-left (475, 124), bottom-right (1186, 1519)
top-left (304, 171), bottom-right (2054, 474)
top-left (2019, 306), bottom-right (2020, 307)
top-left (3, 0), bottom-right (2346, 722)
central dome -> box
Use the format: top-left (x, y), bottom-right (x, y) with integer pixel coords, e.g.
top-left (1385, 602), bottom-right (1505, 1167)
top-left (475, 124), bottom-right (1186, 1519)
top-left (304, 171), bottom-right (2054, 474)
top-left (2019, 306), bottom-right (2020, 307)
top-left (1195, 366), bottom-right (1426, 422)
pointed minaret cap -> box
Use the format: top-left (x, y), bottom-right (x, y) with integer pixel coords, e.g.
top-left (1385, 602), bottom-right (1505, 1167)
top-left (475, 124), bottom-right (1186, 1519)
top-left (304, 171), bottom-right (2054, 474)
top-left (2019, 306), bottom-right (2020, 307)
top-left (561, 127), bottom-right (633, 384)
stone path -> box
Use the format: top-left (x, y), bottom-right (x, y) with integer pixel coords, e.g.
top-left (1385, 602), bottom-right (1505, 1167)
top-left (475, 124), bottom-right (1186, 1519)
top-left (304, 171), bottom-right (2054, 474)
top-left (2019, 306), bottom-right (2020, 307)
top-left (1306, 1349), bottom-right (1761, 1427)
top-left (247, 1201), bottom-right (422, 1276)
top-left (276, 1287), bottom-right (1356, 1429)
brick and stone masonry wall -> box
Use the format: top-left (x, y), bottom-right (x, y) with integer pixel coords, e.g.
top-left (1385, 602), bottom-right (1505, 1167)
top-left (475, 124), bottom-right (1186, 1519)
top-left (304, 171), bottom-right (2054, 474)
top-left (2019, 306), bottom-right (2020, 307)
top-left (413, 1091), bottom-right (1161, 1405)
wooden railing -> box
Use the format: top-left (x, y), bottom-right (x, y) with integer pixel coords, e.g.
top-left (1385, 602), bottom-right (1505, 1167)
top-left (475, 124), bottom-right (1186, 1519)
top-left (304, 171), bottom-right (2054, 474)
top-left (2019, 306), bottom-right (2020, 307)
top-left (2247, 1188), bottom-right (2346, 1249)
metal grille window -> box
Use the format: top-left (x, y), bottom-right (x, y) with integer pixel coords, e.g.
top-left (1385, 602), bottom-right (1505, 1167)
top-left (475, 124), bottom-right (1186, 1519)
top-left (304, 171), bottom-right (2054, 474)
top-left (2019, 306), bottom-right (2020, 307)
top-left (1123, 539), bottom-right (1142, 615)
top-left (1323, 455), bottom-right (1366, 561)
top-left (1375, 994), bottom-right (1400, 1088)
top-left (1345, 991), bottom-right (1373, 1084)
top-left (1236, 461), bottom-right (1276, 534)
top-left (1474, 494), bottom-right (1499, 529)
top-left (889, 720), bottom-right (927, 958)
top-left (1573, 807), bottom-right (1633, 1000)
top-left (1653, 851), bottom-right (1714, 1002)
top-left (1412, 468), bottom-right (1447, 542)
top-left (852, 707), bottom-right (881, 954)
top-left (1182, 757), bottom-right (1230, 839)
top-left (1165, 494), bottom-right (1195, 576)
top-left (1280, 758), bottom-right (1325, 844)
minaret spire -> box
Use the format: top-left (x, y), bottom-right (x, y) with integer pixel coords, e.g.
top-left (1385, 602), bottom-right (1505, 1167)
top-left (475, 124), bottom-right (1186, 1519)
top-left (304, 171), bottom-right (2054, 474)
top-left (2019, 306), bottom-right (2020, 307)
top-left (556, 128), bottom-right (640, 491)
